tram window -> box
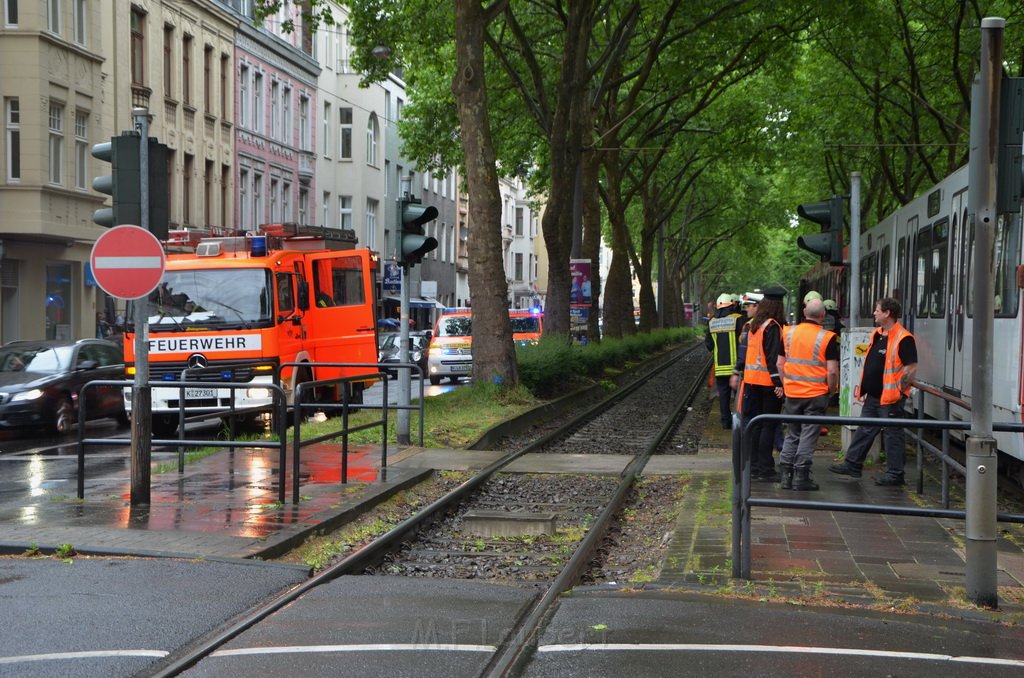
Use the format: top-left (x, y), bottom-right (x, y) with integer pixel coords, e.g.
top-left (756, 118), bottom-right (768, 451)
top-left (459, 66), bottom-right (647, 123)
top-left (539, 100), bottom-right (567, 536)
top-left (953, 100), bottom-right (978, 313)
top-left (896, 237), bottom-right (907, 309)
top-left (915, 227), bottom-right (931, 317)
top-left (860, 252), bottom-right (877, 317)
top-left (879, 244), bottom-right (890, 298)
top-left (930, 218), bottom-right (948, 317)
top-left (994, 213), bottom-right (1020, 317)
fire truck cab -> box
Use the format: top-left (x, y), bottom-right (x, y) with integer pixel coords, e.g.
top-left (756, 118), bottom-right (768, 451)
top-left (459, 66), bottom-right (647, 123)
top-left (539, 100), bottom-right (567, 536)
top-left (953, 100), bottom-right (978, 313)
top-left (123, 224), bottom-right (379, 435)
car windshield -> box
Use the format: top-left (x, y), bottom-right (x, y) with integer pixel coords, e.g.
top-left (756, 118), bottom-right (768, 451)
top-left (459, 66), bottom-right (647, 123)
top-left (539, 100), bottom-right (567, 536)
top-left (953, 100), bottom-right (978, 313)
top-left (438, 316), bottom-right (471, 337)
top-left (135, 268), bottom-right (273, 330)
top-left (380, 334), bottom-right (399, 350)
top-left (0, 346), bottom-right (72, 374)
top-left (510, 316), bottom-right (540, 334)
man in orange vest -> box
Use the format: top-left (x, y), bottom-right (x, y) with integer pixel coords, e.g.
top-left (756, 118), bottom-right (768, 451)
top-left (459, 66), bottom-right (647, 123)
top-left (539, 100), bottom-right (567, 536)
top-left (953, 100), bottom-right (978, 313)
top-left (830, 296), bottom-right (918, 486)
top-left (776, 298), bottom-right (839, 490)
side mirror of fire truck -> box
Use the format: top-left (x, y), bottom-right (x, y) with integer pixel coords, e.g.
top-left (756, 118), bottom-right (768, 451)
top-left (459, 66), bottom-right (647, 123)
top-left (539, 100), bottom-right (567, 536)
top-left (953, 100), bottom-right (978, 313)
top-left (298, 281), bottom-right (310, 311)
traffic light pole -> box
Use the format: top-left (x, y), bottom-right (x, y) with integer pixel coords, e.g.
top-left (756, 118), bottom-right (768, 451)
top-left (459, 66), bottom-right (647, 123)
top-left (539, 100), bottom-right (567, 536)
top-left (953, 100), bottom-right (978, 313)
top-left (130, 107), bottom-right (153, 506)
top-left (397, 263), bottom-right (411, 445)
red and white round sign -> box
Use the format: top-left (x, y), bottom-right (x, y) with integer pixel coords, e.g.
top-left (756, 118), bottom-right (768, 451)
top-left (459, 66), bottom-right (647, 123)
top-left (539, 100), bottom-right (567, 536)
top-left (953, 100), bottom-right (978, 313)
top-left (90, 225), bottom-right (166, 299)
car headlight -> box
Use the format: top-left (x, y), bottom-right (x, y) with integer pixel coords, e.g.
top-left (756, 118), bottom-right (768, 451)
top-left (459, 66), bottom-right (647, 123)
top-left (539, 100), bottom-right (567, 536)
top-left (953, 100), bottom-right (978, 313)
top-left (411, 351), bottom-right (422, 362)
top-left (12, 389), bottom-right (44, 402)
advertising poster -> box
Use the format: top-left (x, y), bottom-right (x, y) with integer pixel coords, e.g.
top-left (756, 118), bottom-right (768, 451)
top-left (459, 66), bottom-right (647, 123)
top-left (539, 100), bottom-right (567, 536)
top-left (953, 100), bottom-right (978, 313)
top-left (383, 262), bottom-right (401, 294)
top-left (569, 259), bottom-right (593, 306)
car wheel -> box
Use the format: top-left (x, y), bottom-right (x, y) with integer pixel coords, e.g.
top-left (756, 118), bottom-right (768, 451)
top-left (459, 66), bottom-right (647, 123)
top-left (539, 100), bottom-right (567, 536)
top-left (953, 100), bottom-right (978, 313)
top-left (115, 408), bottom-right (130, 428)
top-left (152, 416), bottom-right (178, 438)
top-left (429, 376), bottom-right (441, 385)
top-left (53, 396), bottom-right (75, 434)
top-left (449, 376), bottom-right (460, 384)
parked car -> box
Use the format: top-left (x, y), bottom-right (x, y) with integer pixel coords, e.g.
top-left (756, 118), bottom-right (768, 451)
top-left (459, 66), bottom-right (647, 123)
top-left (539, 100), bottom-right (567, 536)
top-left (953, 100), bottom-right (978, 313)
top-left (0, 339), bottom-right (128, 434)
top-left (378, 332), bottom-right (430, 379)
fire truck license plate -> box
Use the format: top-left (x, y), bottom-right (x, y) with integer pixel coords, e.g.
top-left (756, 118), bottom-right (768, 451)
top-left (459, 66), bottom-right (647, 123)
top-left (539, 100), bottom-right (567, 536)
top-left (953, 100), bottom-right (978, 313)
top-left (185, 388), bottom-right (217, 399)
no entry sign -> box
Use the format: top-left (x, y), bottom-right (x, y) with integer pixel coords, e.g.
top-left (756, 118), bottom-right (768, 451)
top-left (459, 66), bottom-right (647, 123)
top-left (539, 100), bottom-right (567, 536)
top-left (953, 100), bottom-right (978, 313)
top-left (90, 225), bottom-right (166, 299)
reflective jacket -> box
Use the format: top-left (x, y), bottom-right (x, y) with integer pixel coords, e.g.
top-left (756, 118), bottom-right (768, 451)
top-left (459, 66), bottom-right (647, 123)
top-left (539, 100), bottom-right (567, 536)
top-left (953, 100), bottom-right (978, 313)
top-left (781, 322), bottom-right (835, 398)
top-left (706, 311), bottom-right (743, 376)
top-left (744, 318), bottom-right (781, 387)
top-left (866, 322), bottom-right (913, 405)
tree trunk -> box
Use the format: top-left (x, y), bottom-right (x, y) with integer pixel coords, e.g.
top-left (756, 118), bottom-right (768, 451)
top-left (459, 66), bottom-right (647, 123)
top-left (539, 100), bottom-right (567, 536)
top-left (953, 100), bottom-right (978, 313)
top-left (453, 0), bottom-right (517, 386)
top-left (601, 152), bottom-right (637, 339)
top-left (581, 137), bottom-right (602, 342)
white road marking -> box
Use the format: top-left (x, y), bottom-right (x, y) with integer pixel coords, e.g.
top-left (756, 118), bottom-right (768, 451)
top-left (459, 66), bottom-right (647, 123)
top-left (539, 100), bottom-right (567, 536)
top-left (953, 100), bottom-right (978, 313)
top-left (0, 649), bottom-right (168, 664)
top-left (212, 643), bottom-right (497, 657)
top-left (538, 643), bottom-right (1024, 667)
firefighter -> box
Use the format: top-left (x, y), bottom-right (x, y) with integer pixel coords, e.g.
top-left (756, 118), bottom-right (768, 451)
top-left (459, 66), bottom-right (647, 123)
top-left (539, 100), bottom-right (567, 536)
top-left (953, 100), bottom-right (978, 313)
top-left (776, 298), bottom-right (839, 490)
top-left (705, 293), bottom-right (745, 429)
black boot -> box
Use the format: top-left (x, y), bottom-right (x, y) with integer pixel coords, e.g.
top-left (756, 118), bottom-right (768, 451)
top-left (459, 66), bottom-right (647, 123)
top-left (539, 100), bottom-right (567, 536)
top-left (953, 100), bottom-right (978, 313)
top-left (793, 466), bottom-right (819, 491)
top-left (780, 463), bottom-right (794, 490)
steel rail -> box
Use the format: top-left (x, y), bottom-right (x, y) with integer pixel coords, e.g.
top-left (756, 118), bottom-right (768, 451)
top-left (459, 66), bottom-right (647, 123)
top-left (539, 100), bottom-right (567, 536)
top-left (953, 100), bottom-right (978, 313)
top-left (149, 342), bottom-right (708, 677)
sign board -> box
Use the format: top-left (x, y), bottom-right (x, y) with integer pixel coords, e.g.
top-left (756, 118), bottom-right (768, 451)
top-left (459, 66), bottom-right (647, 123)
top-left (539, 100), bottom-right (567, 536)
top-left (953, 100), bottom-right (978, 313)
top-left (382, 262), bottom-right (401, 294)
top-left (90, 225), bottom-right (166, 299)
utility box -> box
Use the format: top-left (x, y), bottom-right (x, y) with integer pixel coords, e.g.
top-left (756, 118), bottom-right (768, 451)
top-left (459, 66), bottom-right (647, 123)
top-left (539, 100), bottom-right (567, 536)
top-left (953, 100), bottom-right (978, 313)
top-left (840, 327), bottom-right (881, 460)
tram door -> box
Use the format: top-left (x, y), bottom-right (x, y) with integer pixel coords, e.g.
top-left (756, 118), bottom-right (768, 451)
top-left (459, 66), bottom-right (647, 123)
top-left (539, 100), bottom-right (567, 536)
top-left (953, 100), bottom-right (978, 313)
top-left (944, 188), bottom-right (969, 396)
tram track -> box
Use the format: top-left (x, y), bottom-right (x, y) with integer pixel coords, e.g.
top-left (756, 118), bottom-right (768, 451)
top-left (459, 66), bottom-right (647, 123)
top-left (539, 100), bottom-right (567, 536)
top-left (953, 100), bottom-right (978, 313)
top-left (151, 341), bottom-right (711, 677)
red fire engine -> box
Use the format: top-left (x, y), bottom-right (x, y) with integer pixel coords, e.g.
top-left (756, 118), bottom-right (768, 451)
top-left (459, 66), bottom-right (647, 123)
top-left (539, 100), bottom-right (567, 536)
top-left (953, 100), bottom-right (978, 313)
top-left (122, 224), bottom-right (379, 435)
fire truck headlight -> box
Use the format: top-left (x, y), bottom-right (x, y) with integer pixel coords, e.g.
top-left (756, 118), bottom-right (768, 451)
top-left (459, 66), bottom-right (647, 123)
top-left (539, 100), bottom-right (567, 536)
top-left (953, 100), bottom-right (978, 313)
top-left (246, 387), bottom-right (271, 400)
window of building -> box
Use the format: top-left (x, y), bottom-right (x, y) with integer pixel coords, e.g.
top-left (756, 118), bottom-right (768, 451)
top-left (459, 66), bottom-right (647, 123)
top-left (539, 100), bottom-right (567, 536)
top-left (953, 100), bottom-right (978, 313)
top-left (182, 153), bottom-right (193, 225)
top-left (366, 113), bottom-right (378, 166)
top-left (220, 54), bottom-right (229, 120)
top-left (322, 102), bottom-right (330, 157)
top-left (270, 80), bottom-right (280, 140)
top-left (203, 45), bottom-right (213, 114)
top-left (74, 111), bottom-right (87, 190)
top-left (73, 0), bottom-right (86, 45)
top-left (515, 207), bottom-right (523, 236)
top-left (163, 25), bottom-right (174, 97)
top-left (239, 168), bottom-right (249, 229)
top-left (239, 64), bottom-right (249, 127)
top-left (365, 199), bottom-right (377, 250)
top-left (204, 160), bottom-right (213, 227)
top-left (48, 103), bottom-right (63, 185)
top-left (384, 91), bottom-right (391, 127)
top-left (396, 97), bottom-right (403, 121)
top-left (282, 181), bottom-right (291, 222)
top-left (514, 253), bottom-right (523, 281)
top-left (339, 196), bottom-right (352, 231)
top-left (47, 0), bottom-right (59, 34)
top-left (322, 191), bottom-right (330, 228)
top-left (5, 98), bottom-right (20, 182)
top-left (182, 35), bottom-right (193, 106)
top-left (339, 107), bottom-right (352, 160)
top-left (282, 85), bottom-right (292, 144)
top-left (220, 164), bottom-right (229, 230)
top-left (299, 95), bottom-right (310, 150)
top-left (299, 188), bottom-right (308, 225)
top-left (253, 172), bottom-right (263, 226)
top-left (130, 9), bottom-right (145, 86)
top-left (252, 71), bottom-right (262, 132)
top-left (4, 0), bottom-right (17, 27)
top-left (270, 177), bottom-right (279, 222)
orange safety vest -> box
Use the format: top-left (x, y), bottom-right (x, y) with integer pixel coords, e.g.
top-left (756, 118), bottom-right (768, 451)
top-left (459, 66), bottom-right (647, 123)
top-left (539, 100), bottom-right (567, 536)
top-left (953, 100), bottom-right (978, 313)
top-left (744, 318), bottom-right (780, 387)
top-left (864, 322), bottom-right (913, 405)
top-left (781, 322), bottom-right (835, 398)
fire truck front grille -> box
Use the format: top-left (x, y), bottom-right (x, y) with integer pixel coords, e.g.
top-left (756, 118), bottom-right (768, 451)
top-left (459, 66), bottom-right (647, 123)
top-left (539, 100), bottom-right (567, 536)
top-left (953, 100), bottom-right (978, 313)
top-left (146, 360), bottom-right (278, 384)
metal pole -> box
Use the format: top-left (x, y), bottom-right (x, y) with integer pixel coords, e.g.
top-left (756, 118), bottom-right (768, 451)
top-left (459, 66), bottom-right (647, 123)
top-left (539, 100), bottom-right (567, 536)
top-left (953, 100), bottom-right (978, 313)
top-left (130, 107), bottom-right (152, 506)
top-left (849, 172), bottom-right (861, 328)
top-left (398, 263), bottom-right (411, 445)
top-left (965, 16), bottom-right (1002, 608)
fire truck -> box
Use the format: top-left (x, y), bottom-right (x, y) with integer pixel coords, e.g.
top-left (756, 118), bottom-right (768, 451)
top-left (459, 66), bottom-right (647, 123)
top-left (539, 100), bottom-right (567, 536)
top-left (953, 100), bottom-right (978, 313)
top-left (122, 224), bottom-right (379, 435)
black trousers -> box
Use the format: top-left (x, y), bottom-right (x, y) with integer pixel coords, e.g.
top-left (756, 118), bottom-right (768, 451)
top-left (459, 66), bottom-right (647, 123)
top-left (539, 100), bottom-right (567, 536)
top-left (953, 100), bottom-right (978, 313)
top-left (715, 375), bottom-right (733, 427)
top-left (742, 383), bottom-right (783, 475)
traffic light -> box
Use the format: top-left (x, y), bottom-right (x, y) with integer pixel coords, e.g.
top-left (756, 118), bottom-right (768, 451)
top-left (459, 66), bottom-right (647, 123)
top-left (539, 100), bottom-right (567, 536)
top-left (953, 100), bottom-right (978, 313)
top-left (796, 195), bottom-right (845, 265)
top-left (92, 133), bottom-right (169, 239)
top-left (399, 197), bottom-right (438, 266)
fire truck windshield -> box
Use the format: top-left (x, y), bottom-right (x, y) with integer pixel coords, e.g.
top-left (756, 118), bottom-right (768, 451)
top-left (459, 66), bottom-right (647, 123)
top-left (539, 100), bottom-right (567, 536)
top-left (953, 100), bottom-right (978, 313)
top-left (140, 268), bottom-right (274, 330)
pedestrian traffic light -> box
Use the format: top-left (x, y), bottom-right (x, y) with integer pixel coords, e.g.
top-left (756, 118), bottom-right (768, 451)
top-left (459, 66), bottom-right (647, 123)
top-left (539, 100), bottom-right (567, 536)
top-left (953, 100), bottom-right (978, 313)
top-left (399, 197), bottom-right (438, 267)
top-left (91, 133), bottom-right (170, 239)
top-left (796, 195), bottom-right (845, 265)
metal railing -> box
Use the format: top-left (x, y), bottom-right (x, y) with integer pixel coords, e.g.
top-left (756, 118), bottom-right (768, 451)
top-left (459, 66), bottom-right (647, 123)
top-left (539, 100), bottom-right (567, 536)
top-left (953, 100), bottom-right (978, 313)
top-left (76, 379), bottom-right (288, 501)
top-left (281, 361), bottom-right (425, 504)
top-left (731, 411), bottom-right (1024, 580)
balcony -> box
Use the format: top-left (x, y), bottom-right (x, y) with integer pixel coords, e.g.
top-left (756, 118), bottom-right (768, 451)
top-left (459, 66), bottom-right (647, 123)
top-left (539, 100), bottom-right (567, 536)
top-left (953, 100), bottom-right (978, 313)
top-left (457, 255), bottom-right (469, 273)
top-left (298, 150), bottom-right (314, 184)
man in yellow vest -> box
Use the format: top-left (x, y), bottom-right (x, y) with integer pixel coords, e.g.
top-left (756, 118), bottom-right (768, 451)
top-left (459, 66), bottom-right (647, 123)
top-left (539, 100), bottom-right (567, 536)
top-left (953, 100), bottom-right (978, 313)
top-left (705, 293), bottom-right (745, 429)
top-left (777, 298), bottom-right (839, 490)
top-left (830, 297), bottom-right (918, 486)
